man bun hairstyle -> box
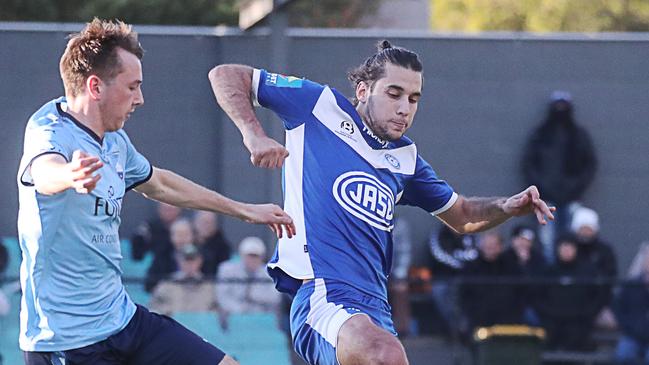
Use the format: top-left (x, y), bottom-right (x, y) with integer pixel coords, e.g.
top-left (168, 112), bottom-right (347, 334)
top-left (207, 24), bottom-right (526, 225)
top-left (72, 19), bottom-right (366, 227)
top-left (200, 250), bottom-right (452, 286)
top-left (60, 18), bottom-right (144, 97)
top-left (347, 40), bottom-right (423, 105)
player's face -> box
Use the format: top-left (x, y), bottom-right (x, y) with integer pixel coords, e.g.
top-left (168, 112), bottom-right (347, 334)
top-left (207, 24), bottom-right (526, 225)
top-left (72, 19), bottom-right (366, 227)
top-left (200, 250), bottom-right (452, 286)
top-left (99, 47), bottom-right (143, 132)
top-left (358, 63), bottom-right (422, 141)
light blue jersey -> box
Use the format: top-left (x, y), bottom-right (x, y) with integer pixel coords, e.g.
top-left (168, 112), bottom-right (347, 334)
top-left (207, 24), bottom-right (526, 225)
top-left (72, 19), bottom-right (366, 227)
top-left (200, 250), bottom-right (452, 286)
top-left (16, 97), bottom-right (152, 351)
top-left (252, 69), bottom-right (458, 302)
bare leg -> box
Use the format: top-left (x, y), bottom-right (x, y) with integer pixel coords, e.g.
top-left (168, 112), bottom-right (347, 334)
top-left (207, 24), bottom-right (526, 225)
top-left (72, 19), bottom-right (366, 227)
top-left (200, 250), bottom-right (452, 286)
top-left (217, 355), bottom-right (239, 365)
top-left (336, 314), bottom-right (409, 365)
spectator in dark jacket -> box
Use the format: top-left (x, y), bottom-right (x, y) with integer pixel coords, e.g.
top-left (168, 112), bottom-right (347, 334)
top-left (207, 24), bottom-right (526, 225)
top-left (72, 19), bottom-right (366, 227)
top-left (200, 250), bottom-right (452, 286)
top-left (426, 224), bottom-right (479, 335)
top-left (192, 211), bottom-right (231, 277)
top-left (502, 224), bottom-right (546, 276)
top-left (572, 206), bottom-right (618, 330)
top-left (536, 233), bottom-right (603, 351)
top-left (521, 91), bottom-right (597, 261)
top-left (614, 243), bottom-right (649, 364)
top-left (131, 202), bottom-right (183, 291)
top-left (571, 206), bottom-right (617, 281)
top-left (501, 224), bottom-right (546, 326)
top-left (460, 230), bottom-right (525, 334)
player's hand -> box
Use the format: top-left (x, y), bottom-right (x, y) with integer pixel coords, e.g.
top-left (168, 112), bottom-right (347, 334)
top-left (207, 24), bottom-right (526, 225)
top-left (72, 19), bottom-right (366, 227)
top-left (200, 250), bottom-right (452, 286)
top-left (243, 134), bottom-right (289, 169)
top-left (240, 203), bottom-right (296, 239)
top-left (69, 150), bottom-right (103, 194)
top-left (502, 185), bottom-right (556, 225)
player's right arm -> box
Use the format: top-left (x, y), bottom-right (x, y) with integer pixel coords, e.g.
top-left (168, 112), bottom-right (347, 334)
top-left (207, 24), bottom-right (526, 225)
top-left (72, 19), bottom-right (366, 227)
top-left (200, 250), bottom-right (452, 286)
top-left (30, 150), bottom-right (103, 195)
top-left (208, 64), bottom-right (288, 169)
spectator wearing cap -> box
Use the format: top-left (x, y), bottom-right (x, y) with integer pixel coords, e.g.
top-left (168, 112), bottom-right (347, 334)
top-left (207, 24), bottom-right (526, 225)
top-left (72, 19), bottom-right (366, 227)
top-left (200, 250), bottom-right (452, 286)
top-left (149, 243), bottom-right (217, 316)
top-left (521, 90), bottom-right (597, 263)
top-left (572, 206), bottom-right (617, 278)
top-left (215, 237), bottom-right (281, 317)
top-left (572, 206), bottom-right (618, 331)
top-left (503, 224), bottom-right (546, 276)
top-left (502, 224), bottom-right (547, 326)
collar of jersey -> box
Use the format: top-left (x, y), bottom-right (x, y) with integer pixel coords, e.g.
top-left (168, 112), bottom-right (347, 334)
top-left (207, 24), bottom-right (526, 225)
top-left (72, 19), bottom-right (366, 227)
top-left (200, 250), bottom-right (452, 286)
top-left (56, 101), bottom-right (104, 145)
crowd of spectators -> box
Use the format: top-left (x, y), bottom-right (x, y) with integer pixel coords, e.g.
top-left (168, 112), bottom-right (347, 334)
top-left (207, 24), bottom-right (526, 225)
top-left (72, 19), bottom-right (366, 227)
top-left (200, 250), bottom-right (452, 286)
top-left (129, 202), bottom-right (280, 325)
top-left (420, 205), bottom-right (620, 352)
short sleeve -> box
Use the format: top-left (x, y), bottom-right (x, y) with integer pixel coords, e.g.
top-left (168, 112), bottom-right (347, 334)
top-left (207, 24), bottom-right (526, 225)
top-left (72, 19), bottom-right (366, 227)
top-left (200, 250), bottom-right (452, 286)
top-left (398, 156), bottom-right (458, 216)
top-left (19, 120), bottom-right (72, 186)
top-left (118, 131), bottom-right (153, 191)
top-left (252, 69), bottom-right (325, 130)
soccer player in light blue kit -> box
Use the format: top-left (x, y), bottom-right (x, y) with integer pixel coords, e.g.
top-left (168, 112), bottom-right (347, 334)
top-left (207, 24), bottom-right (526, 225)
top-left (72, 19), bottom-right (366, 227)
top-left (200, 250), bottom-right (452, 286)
top-left (17, 19), bottom-right (295, 365)
top-left (209, 41), bottom-right (555, 365)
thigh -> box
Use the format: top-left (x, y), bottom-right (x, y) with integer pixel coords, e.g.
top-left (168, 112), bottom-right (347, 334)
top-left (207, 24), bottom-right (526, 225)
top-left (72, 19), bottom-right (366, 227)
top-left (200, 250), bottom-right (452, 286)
top-left (127, 310), bottom-right (226, 365)
top-left (336, 315), bottom-right (408, 365)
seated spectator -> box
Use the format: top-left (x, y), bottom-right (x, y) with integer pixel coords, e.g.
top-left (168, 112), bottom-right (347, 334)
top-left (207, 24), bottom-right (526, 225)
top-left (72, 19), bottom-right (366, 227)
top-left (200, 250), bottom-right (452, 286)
top-left (613, 242), bottom-right (649, 364)
top-left (146, 217), bottom-right (194, 292)
top-left (149, 244), bottom-right (216, 316)
top-left (536, 233), bottom-right (603, 351)
top-left (460, 230), bottom-right (525, 335)
top-left (572, 206), bottom-right (617, 279)
top-left (502, 224), bottom-right (546, 326)
top-left (572, 206), bottom-right (618, 330)
top-left (426, 224), bottom-right (479, 335)
top-left (215, 237), bottom-right (281, 317)
top-left (503, 225), bottom-right (546, 276)
top-left (131, 202), bottom-right (183, 291)
top-left (192, 211), bottom-right (231, 277)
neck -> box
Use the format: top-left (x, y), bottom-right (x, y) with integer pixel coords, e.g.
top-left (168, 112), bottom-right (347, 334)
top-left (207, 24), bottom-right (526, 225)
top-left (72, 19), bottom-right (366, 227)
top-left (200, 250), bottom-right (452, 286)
top-left (356, 103), bottom-right (369, 128)
top-left (65, 95), bottom-right (105, 138)
top-left (356, 103), bottom-right (389, 147)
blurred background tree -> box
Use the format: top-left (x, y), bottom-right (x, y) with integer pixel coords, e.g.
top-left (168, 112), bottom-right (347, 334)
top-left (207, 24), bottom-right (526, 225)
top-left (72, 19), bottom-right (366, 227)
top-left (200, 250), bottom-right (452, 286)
top-left (431, 0), bottom-right (649, 32)
top-left (0, 0), bottom-right (377, 27)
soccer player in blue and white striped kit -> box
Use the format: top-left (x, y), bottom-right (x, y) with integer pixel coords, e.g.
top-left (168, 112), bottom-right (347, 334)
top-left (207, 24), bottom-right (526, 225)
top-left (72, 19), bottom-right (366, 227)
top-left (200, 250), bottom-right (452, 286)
top-left (17, 19), bottom-right (295, 365)
top-left (209, 41), bottom-right (555, 365)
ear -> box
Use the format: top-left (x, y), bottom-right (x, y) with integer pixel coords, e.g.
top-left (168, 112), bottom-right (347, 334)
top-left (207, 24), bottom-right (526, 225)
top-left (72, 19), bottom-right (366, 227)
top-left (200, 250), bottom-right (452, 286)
top-left (355, 81), bottom-right (369, 104)
top-left (86, 75), bottom-right (102, 100)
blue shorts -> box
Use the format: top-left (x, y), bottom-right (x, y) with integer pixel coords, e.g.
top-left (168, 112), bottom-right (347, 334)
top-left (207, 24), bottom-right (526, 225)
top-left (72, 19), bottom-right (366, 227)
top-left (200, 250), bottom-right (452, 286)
top-left (23, 305), bottom-right (225, 365)
top-left (290, 278), bottom-right (395, 365)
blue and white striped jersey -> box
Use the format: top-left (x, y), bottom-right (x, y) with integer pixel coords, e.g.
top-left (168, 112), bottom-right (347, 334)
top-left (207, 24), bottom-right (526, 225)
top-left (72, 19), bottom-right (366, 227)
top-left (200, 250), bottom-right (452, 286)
top-left (252, 69), bottom-right (457, 301)
top-left (16, 97), bottom-right (152, 351)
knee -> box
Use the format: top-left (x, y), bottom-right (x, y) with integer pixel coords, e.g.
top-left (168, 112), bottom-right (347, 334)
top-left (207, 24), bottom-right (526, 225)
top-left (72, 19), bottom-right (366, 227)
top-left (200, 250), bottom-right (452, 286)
top-left (217, 355), bottom-right (239, 365)
top-left (366, 338), bottom-right (408, 365)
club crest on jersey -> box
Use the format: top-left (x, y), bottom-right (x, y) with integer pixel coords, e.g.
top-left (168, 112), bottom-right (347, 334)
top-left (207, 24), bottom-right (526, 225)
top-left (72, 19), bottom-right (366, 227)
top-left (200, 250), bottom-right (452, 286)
top-left (332, 171), bottom-right (395, 231)
top-left (384, 153), bottom-right (400, 169)
top-left (116, 162), bottom-right (124, 180)
top-left (265, 73), bottom-right (303, 88)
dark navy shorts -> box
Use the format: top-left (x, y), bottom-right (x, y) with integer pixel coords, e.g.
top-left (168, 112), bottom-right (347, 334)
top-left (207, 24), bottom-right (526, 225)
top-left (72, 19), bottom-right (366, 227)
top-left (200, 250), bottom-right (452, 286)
top-left (23, 305), bottom-right (226, 365)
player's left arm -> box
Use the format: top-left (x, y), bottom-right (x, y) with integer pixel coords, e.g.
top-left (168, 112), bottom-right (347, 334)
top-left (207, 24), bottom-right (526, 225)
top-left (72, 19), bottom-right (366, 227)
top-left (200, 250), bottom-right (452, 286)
top-left (134, 167), bottom-right (295, 238)
top-left (438, 185), bottom-right (555, 234)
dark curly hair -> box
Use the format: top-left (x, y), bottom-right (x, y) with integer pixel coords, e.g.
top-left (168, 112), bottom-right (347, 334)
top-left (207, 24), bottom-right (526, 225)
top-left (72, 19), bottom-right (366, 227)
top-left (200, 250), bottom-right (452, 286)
top-left (347, 40), bottom-right (423, 105)
top-left (60, 18), bottom-right (144, 97)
